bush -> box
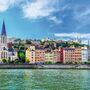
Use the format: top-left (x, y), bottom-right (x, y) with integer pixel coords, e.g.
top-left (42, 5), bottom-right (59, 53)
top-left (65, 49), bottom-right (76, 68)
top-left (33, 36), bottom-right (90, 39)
top-left (87, 62), bottom-right (90, 64)
top-left (55, 62), bottom-right (63, 64)
top-left (83, 62), bottom-right (88, 64)
top-left (26, 59), bottom-right (30, 63)
top-left (65, 62), bottom-right (73, 64)
top-left (45, 61), bottom-right (53, 64)
top-left (2, 59), bottom-right (7, 63)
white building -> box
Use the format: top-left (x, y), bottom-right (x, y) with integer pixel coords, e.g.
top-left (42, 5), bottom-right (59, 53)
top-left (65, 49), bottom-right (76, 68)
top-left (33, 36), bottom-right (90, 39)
top-left (8, 48), bottom-right (17, 61)
top-left (88, 48), bottom-right (90, 61)
top-left (81, 47), bottom-right (88, 62)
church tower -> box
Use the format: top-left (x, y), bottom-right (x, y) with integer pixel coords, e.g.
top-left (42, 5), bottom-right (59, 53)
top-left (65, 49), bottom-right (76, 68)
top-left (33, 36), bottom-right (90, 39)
top-left (1, 20), bottom-right (7, 44)
top-left (0, 20), bottom-right (8, 61)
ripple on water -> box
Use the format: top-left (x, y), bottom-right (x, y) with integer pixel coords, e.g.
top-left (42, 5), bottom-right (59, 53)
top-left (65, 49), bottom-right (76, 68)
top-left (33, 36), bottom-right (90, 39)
top-left (0, 69), bottom-right (90, 90)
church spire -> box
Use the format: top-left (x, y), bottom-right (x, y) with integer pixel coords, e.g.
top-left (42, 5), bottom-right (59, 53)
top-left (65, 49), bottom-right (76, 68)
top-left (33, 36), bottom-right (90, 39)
top-left (1, 20), bottom-right (7, 36)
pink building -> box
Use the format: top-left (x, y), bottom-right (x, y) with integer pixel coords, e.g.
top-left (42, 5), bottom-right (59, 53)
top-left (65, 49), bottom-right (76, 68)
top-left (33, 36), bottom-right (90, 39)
top-left (63, 48), bottom-right (82, 64)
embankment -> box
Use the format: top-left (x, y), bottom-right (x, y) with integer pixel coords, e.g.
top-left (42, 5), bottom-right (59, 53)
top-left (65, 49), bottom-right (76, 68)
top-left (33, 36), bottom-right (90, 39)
top-left (0, 64), bottom-right (90, 69)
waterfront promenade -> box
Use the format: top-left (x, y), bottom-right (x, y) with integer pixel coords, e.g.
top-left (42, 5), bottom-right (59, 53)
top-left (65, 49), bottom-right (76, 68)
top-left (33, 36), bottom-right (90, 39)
top-left (0, 64), bottom-right (90, 69)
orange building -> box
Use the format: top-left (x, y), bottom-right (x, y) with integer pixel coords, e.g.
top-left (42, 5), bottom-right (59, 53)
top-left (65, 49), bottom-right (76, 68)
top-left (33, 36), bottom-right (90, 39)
top-left (35, 48), bottom-right (45, 64)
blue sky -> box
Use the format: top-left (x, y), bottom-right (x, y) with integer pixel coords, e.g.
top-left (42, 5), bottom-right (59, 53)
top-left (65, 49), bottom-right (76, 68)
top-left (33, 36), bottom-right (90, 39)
top-left (0, 0), bottom-right (90, 40)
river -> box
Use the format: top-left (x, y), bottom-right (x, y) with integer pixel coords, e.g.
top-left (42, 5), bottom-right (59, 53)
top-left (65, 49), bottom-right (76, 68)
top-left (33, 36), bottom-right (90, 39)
top-left (0, 69), bottom-right (90, 90)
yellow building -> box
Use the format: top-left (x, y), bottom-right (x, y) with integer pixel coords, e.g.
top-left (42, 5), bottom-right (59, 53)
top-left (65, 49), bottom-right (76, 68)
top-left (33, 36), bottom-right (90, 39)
top-left (26, 49), bottom-right (30, 62)
top-left (45, 50), bottom-right (57, 63)
top-left (26, 45), bottom-right (35, 64)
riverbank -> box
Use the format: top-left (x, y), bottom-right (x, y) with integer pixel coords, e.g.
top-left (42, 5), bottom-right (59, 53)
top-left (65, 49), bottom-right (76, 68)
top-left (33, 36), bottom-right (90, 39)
top-left (0, 64), bottom-right (90, 69)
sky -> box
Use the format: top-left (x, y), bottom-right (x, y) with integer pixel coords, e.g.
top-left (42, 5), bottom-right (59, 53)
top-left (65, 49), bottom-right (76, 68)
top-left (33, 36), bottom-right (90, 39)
top-left (0, 0), bottom-right (90, 40)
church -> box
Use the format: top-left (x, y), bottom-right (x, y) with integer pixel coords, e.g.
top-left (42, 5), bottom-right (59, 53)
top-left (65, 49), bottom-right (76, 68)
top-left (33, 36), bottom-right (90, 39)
top-left (0, 21), bottom-right (17, 62)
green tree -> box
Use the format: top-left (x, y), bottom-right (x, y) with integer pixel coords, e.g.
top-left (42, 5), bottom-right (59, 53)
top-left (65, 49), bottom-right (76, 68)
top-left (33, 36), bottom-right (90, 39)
top-left (19, 52), bottom-right (25, 63)
top-left (2, 59), bottom-right (7, 63)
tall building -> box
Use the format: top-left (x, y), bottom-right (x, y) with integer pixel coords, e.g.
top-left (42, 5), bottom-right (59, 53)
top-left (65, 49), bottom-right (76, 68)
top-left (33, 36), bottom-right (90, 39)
top-left (0, 21), bottom-right (8, 61)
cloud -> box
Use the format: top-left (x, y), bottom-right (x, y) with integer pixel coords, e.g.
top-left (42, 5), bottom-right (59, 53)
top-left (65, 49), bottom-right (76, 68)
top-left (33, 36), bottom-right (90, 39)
top-left (0, 0), bottom-right (63, 24)
top-left (22, 0), bottom-right (59, 19)
top-left (49, 16), bottom-right (63, 24)
top-left (55, 33), bottom-right (90, 39)
top-left (0, 0), bottom-right (11, 12)
top-left (0, 0), bottom-right (24, 12)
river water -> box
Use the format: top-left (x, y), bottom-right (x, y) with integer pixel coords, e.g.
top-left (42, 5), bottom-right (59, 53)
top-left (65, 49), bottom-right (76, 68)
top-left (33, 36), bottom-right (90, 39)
top-left (0, 69), bottom-right (90, 90)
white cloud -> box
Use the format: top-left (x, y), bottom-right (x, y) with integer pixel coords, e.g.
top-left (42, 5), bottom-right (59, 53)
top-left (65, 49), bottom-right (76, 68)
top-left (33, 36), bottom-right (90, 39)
top-left (0, 0), bottom-right (24, 12)
top-left (55, 33), bottom-right (90, 39)
top-left (0, 0), bottom-right (63, 24)
top-left (22, 0), bottom-right (59, 19)
top-left (0, 0), bottom-right (11, 12)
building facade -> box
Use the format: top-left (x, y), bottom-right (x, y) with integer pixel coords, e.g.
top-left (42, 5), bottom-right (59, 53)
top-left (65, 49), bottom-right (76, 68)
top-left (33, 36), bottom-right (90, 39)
top-left (29, 46), bottom-right (35, 64)
top-left (88, 48), bottom-right (90, 61)
top-left (26, 45), bottom-right (35, 64)
top-left (81, 47), bottom-right (88, 62)
top-left (44, 50), bottom-right (57, 63)
top-left (35, 49), bottom-right (45, 64)
top-left (59, 48), bottom-right (64, 63)
top-left (63, 48), bottom-right (82, 64)
top-left (26, 49), bottom-right (30, 62)
top-left (54, 49), bottom-right (60, 63)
